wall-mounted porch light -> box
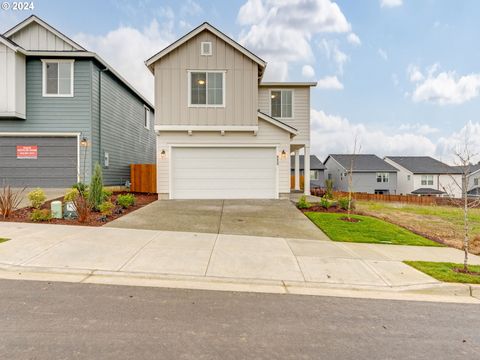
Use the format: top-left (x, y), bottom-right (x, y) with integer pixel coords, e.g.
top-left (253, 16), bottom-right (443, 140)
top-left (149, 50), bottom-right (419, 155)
top-left (80, 137), bottom-right (88, 147)
top-left (160, 149), bottom-right (167, 159)
top-left (279, 150), bottom-right (287, 160)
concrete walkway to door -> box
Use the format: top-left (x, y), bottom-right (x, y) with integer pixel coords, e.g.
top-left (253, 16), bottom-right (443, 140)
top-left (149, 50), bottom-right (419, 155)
top-left (105, 199), bottom-right (328, 240)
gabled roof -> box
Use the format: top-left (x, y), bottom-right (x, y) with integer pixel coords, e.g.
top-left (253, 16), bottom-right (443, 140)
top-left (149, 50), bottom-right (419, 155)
top-left (386, 156), bottom-right (461, 174)
top-left (451, 163), bottom-right (480, 175)
top-left (145, 22), bottom-right (266, 75)
top-left (4, 15), bottom-right (86, 51)
top-left (290, 155), bottom-right (326, 170)
top-left (0, 34), bottom-right (23, 52)
top-left (325, 154), bottom-right (398, 172)
top-left (411, 188), bottom-right (446, 195)
top-left (257, 111), bottom-right (297, 136)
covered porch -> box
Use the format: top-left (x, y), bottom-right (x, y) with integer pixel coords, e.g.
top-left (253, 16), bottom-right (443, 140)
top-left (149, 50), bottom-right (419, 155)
top-left (290, 144), bottom-right (311, 195)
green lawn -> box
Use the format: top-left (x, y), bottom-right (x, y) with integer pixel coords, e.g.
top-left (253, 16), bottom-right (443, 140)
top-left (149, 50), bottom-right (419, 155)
top-left (404, 261), bottom-right (480, 284)
top-left (305, 212), bottom-right (443, 246)
top-left (0, 238), bottom-right (9, 243)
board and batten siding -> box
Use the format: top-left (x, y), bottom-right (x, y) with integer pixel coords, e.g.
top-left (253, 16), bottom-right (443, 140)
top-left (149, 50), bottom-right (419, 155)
top-left (9, 21), bottom-right (77, 51)
top-left (0, 43), bottom-right (26, 118)
top-left (258, 86), bottom-right (310, 145)
top-left (0, 57), bottom-right (92, 183)
top-left (156, 119), bottom-right (291, 196)
top-left (153, 29), bottom-right (258, 127)
top-left (91, 63), bottom-right (156, 186)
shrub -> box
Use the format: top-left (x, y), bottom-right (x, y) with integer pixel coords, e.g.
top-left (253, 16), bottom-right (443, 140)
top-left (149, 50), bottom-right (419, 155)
top-left (338, 197), bottom-right (355, 211)
top-left (325, 179), bottom-right (334, 199)
top-left (0, 185), bottom-right (24, 219)
top-left (98, 201), bottom-right (115, 216)
top-left (64, 187), bottom-right (92, 223)
top-left (72, 182), bottom-right (88, 193)
top-left (297, 195), bottom-right (311, 209)
top-left (117, 193), bottom-right (136, 209)
top-left (89, 163), bottom-right (104, 210)
top-left (64, 188), bottom-right (79, 202)
top-left (320, 197), bottom-right (331, 209)
top-left (27, 188), bottom-right (46, 209)
top-left (30, 209), bottom-right (52, 222)
top-left (102, 188), bottom-right (113, 201)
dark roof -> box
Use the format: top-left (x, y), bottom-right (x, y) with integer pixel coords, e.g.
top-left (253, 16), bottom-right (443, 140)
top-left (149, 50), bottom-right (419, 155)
top-left (451, 163), bottom-right (480, 175)
top-left (290, 155), bottom-right (325, 170)
top-left (411, 188), bottom-right (446, 195)
top-left (0, 34), bottom-right (21, 48)
top-left (325, 154), bottom-right (397, 172)
top-left (386, 156), bottom-right (461, 174)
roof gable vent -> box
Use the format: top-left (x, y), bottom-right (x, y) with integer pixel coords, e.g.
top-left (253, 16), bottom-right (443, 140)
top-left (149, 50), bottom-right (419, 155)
top-left (201, 41), bottom-right (212, 56)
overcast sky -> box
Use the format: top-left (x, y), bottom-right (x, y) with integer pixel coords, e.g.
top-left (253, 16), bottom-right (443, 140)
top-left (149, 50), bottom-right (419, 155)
top-left (2, 0), bottom-right (479, 163)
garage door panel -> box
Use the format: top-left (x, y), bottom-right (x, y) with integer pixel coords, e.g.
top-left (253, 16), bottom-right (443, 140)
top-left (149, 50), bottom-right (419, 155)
top-left (172, 147), bottom-right (277, 199)
top-left (0, 136), bottom-right (78, 188)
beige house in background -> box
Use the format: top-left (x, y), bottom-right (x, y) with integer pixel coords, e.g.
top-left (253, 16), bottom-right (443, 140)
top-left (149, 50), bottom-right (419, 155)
top-left (145, 22), bottom-right (315, 199)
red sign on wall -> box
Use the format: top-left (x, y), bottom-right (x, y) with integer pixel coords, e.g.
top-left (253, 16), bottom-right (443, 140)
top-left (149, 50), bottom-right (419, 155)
top-left (16, 145), bottom-right (38, 159)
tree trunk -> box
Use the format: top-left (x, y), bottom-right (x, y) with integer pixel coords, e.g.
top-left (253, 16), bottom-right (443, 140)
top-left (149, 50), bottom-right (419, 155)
top-left (463, 186), bottom-right (469, 271)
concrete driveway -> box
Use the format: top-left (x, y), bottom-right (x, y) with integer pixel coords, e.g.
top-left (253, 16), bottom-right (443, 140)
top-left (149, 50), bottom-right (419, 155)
top-left (106, 199), bottom-right (328, 240)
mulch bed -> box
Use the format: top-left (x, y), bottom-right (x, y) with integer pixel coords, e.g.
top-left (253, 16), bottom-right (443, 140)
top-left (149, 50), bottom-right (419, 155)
top-left (0, 192), bottom-right (157, 227)
top-left (299, 205), bottom-right (349, 213)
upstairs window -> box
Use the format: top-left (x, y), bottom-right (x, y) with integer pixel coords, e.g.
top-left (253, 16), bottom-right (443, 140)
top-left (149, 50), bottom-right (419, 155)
top-left (144, 107), bottom-right (151, 130)
top-left (376, 172), bottom-right (389, 183)
top-left (189, 71), bottom-right (224, 107)
top-left (474, 177), bottom-right (479, 186)
top-left (421, 175), bottom-right (434, 186)
top-left (271, 90), bottom-right (292, 118)
top-left (42, 59), bottom-right (74, 97)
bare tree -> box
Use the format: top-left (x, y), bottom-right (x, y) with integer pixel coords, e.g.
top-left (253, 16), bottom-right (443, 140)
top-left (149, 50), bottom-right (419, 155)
top-left (441, 136), bottom-right (480, 272)
top-left (346, 136), bottom-right (361, 220)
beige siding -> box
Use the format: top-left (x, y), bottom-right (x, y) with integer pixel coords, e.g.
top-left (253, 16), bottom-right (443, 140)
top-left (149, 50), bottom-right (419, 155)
top-left (258, 86), bottom-right (310, 144)
top-left (9, 22), bottom-right (76, 51)
top-left (153, 30), bottom-right (258, 127)
top-left (156, 119), bottom-right (291, 196)
top-left (0, 44), bottom-right (25, 118)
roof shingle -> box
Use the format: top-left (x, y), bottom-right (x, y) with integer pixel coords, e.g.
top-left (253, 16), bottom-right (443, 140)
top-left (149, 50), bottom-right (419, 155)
top-left (325, 154), bottom-right (397, 172)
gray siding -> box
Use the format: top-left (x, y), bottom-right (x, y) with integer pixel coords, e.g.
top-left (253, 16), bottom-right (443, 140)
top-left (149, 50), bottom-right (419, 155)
top-left (91, 63), bottom-right (155, 185)
top-left (325, 158), bottom-right (397, 194)
top-left (0, 57), bottom-right (92, 183)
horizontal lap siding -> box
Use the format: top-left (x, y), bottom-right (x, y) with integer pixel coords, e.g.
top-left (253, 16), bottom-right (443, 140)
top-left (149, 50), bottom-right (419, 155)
top-left (95, 66), bottom-right (155, 185)
top-left (0, 58), bottom-right (92, 183)
top-left (156, 119), bottom-right (290, 195)
top-left (258, 87), bottom-right (310, 144)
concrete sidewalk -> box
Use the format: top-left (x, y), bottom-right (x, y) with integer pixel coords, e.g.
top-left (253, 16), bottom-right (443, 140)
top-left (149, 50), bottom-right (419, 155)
top-left (0, 222), bottom-right (479, 303)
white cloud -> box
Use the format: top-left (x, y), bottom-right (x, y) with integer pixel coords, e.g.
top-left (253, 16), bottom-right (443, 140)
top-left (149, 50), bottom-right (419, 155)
top-left (180, 0), bottom-right (203, 17)
top-left (380, 0), bottom-right (403, 8)
top-left (347, 33), bottom-right (361, 46)
top-left (75, 19), bottom-right (176, 103)
top-left (310, 109), bottom-right (436, 159)
top-left (408, 64), bottom-right (480, 105)
top-left (320, 39), bottom-right (348, 74)
top-left (398, 123), bottom-right (439, 135)
top-left (317, 76), bottom-right (344, 90)
top-left (302, 65), bottom-right (316, 78)
top-left (238, 0), bottom-right (351, 80)
top-left (263, 61), bottom-right (288, 82)
top-left (378, 48), bottom-right (388, 61)
top-left (435, 121), bottom-right (480, 163)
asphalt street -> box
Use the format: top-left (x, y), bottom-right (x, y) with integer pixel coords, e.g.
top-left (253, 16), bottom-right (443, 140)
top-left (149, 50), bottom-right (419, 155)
top-left (0, 279), bottom-right (478, 359)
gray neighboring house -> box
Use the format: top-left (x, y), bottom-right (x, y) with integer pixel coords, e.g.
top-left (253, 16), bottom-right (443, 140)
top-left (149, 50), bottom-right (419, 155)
top-left (290, 155), bottom-right (325, 188)
top-left (452, 163), bottom-right (480, 197)
top-left (0, 15), bottom-right (155, 188)
top-left (324, 154), bottom-right (398, 194)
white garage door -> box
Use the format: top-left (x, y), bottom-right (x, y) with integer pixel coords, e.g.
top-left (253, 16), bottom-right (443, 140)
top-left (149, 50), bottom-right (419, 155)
top-left (171, 147), bottom-right (277, 199)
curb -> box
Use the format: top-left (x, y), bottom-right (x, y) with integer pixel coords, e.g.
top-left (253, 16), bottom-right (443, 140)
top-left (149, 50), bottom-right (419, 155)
top-left (0, 264), bottom-right (478, 304)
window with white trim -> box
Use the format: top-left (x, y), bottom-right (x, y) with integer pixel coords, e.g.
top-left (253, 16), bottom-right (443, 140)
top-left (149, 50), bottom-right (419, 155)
top-left (376, 172), bottom-right (389, 183)
top-left (310, 170), bottom-right (319, 180)
top-left (474, 177), bottom-right (479, 186)
top-left (42, 59), bottom-right (74, 96)
top-left (200, 42), bottom-right (212, 56)
top-left (271, 90), bottom-right (292, 118)
top-left (421, 175), bottom-right (434, 186)
top-left (189, 71), bottom-right (224, 106)
top-left (144, 107), bottom-right (151, 130)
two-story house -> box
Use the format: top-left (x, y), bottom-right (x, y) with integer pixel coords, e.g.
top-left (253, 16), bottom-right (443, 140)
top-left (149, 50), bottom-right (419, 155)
top-left (384, 156), bottom-right (462, 198)
top-left (324, 154), bottom-right (398, 194)
top-left (146, 23), bottom-right (315, 199)
top-left (0, 15), bottom-right (155, 188)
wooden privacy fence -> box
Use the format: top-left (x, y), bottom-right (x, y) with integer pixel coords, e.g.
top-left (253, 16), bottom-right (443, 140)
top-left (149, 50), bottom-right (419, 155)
top-left (290, 175), bottom-right (305, 190)
top-left (130, 164), bottom-right (156, 193)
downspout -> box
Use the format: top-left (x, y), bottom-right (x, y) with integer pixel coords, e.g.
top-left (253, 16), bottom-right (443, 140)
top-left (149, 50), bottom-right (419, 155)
top-left (98, 68), bottom-right (108, 165)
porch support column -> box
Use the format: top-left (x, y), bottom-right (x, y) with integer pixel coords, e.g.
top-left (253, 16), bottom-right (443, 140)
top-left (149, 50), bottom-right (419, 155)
top-left (304, 145), bottom-right (311, 195)
top-left (294, 150), bottom-right (300, 191)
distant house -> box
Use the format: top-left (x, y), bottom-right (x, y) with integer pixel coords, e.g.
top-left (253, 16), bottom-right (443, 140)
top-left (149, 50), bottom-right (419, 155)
top-left (290, 155), bottom-right (326, 188)
top-left (324, 154), bottom-right (398, 194)
top-left (0, 15), bottom-right (155, 187)
top-left (384, 156), bottom-right (462, 198)
top-left (451, 163), bottom-right (480, 197)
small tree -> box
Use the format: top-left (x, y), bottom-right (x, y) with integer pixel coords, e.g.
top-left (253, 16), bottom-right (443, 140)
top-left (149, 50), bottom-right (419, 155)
top-left (89, 163), bottom-right (104, 210)
top-left (441, 136), bottom-right (480, 272)
top-left (346, 137), bottom-right (361, 220)
top-left (324, 179), bottom-right (334, 199)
